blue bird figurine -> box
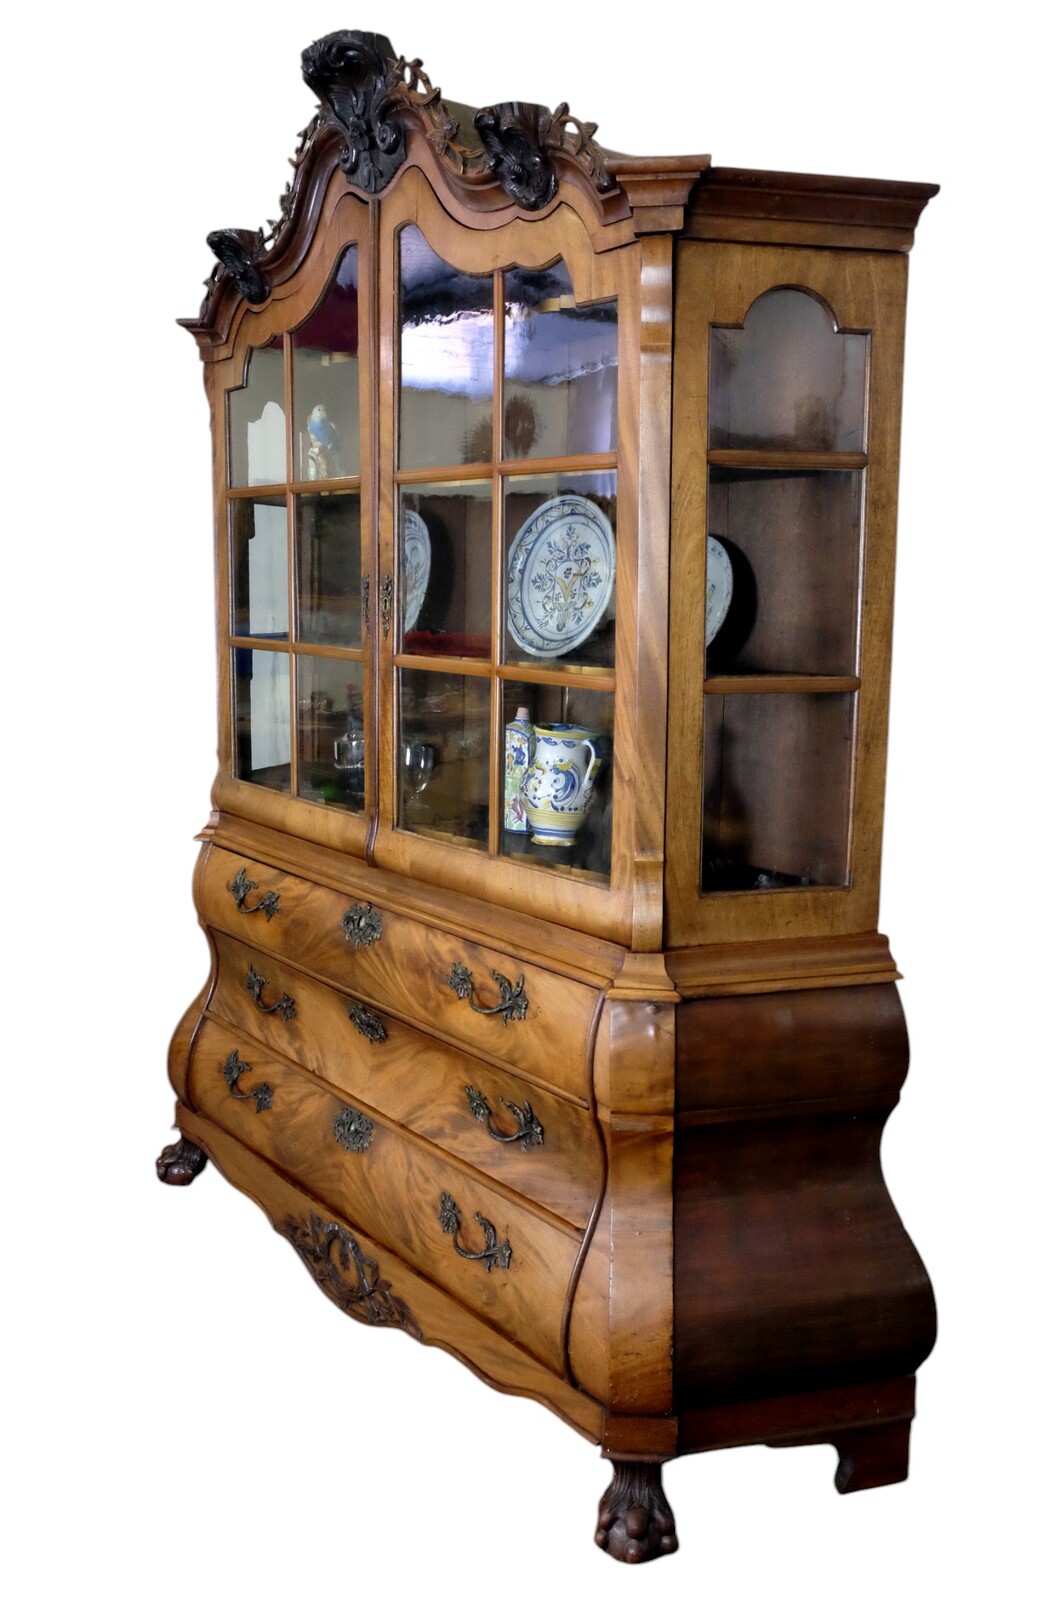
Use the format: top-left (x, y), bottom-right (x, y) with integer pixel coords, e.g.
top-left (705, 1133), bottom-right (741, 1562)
top-left (307, 403), bottom-right (340, 479)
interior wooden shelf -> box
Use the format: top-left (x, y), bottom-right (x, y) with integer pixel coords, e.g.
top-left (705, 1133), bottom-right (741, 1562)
top-left (393, 452), bottom-right (618, 486)
top-left (704, 674), bottom-right (860, 695)
top-left (707, 449), bottom-right (868, 471)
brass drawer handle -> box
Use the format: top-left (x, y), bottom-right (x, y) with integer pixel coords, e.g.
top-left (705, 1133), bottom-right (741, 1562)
top-left (341, 902), bottom-right (383, 949)
top-left (228, 866), bottom-right (280, 920)
top-left (437, 1192), bottom-right (512, 1272)
top-left (222, 1049), bottom-right (273, 1112)
top-left (464, 1086), bottom-right (544, 1151)
top-left (332, 1104), bottom-right (374, 1154)
top-left (245, 965), bottom-right (296, 1021)
top-left (446, 962), bottom-right (528, 1025)
top-left (348, 1001), bottom-right (387, 1044)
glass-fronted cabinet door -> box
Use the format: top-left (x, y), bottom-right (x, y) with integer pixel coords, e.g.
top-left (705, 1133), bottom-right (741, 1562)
top-left (373, 169), bottom-right (637, 934)
top-left (215, 195), bottom-right (375, 852)
top-left (666, 242), bottom-right (910, 946)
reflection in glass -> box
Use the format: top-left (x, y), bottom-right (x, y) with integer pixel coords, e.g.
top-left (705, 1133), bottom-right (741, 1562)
top-left (701, 691), bottom-right (855, 892)
top-left (705, 469), bottom-right (862, 676)
top-left (503, 471), bottom-right (616, 669)
top-left (233, 648), bottom-right (290, 790)
top-left (229, 342), bottom-right (285, 487)
top-left (499, 682), bottom-right (612, 881)
top-left (231, 498), bottom-right (288, 639)
top-left (292, 247), bottom-right (361, 481)
top-left (504, 261), bottom-right (617, 459)
top-left (296, 492), bottom-right (362, 647)
top-left (296, 656), bottom-right (365, 813)
top-left (399, 225), bottom-right (494, 469)
top-left (709, 289), bottom-right (869, 453)
top-left (398, 669), bottom-right (489, 845)
top-left (400, 482), bottom-right (491, 658)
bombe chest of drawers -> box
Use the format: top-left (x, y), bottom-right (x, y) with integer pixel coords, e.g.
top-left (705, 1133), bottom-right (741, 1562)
top-left (159, 26), bottom-right (938, 1563)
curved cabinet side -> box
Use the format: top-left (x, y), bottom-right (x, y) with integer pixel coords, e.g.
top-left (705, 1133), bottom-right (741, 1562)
top-left (166, 843), bottom-right (219, 1108)
top-left (674, 982), bottom-right (936, 1413)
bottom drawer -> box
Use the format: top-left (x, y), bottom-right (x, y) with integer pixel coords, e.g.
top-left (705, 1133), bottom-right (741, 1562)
top-left (188, 1018), bottom-right (577, 1373)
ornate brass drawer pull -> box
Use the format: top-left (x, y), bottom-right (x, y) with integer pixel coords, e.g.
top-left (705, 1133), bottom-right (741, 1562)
top-left (348, 1001), bottom-right (387, 1044)
top-left (437, 1192), bottom-right (512, 1272)
top-left (341, 902), bottom-right (383, 949)
top-left (332, 1104), bottom-right (374, 1154)
top-left (446, 962), bottom-right (528, 1025)
top-left (464, 1086), bottom-right (544, 1151)
top-left (245, 965), bottom-right (297, 1021)
top-left (222, 1049), bottom-right (273, 1112)
top-left (228, 866), bottom-right (280, 920)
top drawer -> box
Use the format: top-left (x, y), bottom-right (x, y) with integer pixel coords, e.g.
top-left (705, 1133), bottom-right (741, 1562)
top-left (198, 847), bottom-right (601, 1103)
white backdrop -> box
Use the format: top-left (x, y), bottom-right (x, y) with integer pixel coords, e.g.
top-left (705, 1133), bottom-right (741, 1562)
top-left (5, 3), bottom-right (1048, 1595)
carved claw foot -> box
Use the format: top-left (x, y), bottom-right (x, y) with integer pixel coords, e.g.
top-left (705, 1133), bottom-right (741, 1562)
top-left (595, 1461), bottom-right (678, 1563)
top-left (832, 1420), bottom-right (912, 1493)
top-left (156, 1137), bottom-right (208, 1186)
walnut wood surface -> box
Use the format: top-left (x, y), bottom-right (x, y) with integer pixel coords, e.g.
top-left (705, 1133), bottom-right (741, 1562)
top-left (199, 844), bottom-right (601, 1101)
top-left (177, 1106), bottom-right (604, 1442)
top-left (188, 1017), bottom-right (580, 1374)
top-left (208, 929), bottom-right (603, 1227)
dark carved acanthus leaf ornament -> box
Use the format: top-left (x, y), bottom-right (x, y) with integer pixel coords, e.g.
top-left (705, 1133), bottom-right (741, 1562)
top-left (277, 1212), bottom-right (421, 1337)
top-left (193, 28), bottom-right (618, 325)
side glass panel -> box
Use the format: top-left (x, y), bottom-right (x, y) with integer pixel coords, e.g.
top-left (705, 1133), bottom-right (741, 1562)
top-left (504, 470), bottom-right (616, 670)
top-left (702, 693), bottom-right (854, 891)
top-left (399, 226), bottom-right (494, 469)
top-left (397, 669), bottom-right (490, 846)
top-left (233, 648), bottom-right (290, 790)
top-left (705, 469), bottom-right (861, 677)
top-left (296, 656), bottom-right (365, 812)
top-left (231, 497), bottom-right (288, 639)
top-left (504, 262), bottom-right (618, 459)
top-left (399, 481), bottom-right (491, 659)
top-left (709, 289), bottom-right (868, 453)
top-left (295, 491), bottom-right (362, 648)
top-left (229, 342), bottom-right (285, 487)
top-left (291, 246), bottom-right (361, 481)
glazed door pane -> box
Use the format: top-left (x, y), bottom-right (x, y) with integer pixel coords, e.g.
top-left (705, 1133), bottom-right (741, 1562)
top-left (295, 656), bottom-right (366, 812)
top-left (295, 491), bottom-right (363, 648)
top-left (233, 648), bottom-right (290, 790)
top-left (503, 261), bottom-right (618, 459)
top-left (397, 669), bottom-right (490, 846)
top-left (291, 245), bottom-right (361, 480)
top-left (228, 343), bottom-right (286, 488)
top-left (231, 497), bottom-right (289, 640)
top-left (503, 470), bottom-right (616, 670)
top-left (399, 225), bottom-right (494, 469)
top-left (399, 481), bottom-right (492, 658)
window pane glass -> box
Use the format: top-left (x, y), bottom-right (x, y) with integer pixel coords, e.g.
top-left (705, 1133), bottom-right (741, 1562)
top-left (296, 656), bottom-right (365, 813)
top-left (499, 681), bottom-right (612, 882)
top-left (233, 648), bottom-right (290, 790)
top-left (701, 692), bottom-right (854, 892)
top-left (398, 669), bottom-right (489, 847)
top-left (504, 261), bottom-right (617, 459)
top-left (399, 225), bottom-right (494, 469)
top-left (503, 470), bottom-right (616, 670)
top-left (292, 246), bottom-right (360, 480)
top-left (399, 482), bottom-right (491, 659)
top-left (709, 289), bottom-right (868, 453)
top-left (705, 469), bottom-right (862, 676)
top-left (295, 492), bottom-right (362, 647)
top-left (229, 342), bottom-right (285, 487)
top-left (231, 497), bottom-right (288, 639)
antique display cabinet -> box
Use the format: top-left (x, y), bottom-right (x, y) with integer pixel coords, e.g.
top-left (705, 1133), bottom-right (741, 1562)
top-left (160, 27), bottom-right (937, 1563)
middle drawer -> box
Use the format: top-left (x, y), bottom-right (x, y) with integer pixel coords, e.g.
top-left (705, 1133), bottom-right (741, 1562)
top-left (208, 931), bottom-right (603, 1230)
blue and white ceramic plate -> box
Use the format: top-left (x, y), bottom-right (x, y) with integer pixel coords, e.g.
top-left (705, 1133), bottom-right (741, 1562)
top-left (507, 494), bottom-right (615, 658)
top-left (401, 509), bottom-right (431, 633)
top-left (705, 535), bottom-right (733, 646)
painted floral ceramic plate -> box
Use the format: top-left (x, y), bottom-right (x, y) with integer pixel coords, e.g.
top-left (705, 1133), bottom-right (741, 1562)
top-left (706, 535), bottom-right (733, 647)
top-left (401, 509), bottom-right (431, 633)
top-left (507, 494), bottom-right (615, 658)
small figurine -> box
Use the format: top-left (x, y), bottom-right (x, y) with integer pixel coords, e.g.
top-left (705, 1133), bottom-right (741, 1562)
top-left (307, 403), bottom-right (340, 479)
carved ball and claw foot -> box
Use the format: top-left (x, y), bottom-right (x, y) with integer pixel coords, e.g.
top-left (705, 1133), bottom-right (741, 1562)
top-left (595, 1462), bottom-right (678, 1563)
top-left (156, 1137), bottom-right (209, 1186)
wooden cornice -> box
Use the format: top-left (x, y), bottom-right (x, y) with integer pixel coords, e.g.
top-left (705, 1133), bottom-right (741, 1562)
top-left (686, 166), bottom-right (940, 253)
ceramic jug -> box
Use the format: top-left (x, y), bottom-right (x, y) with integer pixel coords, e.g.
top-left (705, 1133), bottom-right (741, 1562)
top-left (521, 724), bottom-right (602, 846)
